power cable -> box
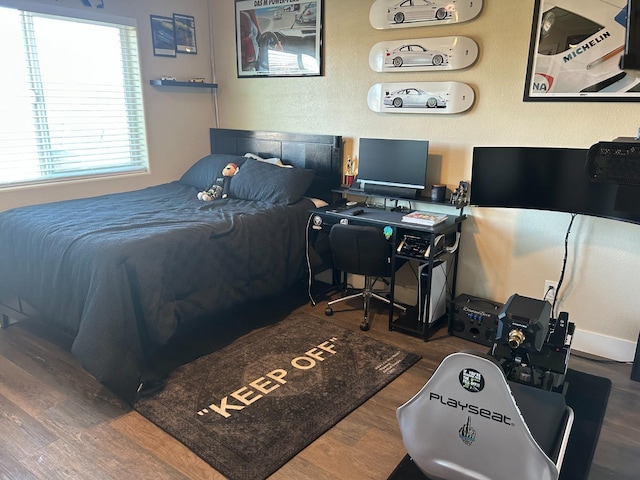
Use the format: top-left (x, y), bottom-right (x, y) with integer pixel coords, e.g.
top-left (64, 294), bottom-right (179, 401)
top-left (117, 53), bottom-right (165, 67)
top-left (552, 213), bottom-right (577, 317)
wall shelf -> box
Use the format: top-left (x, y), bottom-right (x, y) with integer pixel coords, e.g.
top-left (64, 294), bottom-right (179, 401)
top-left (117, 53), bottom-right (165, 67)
top-left (150, 79), bottom-right (218, 89)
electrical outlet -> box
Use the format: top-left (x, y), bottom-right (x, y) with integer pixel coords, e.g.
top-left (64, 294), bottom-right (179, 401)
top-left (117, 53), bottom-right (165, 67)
top-left (543, 280), bottom-right (558, 302)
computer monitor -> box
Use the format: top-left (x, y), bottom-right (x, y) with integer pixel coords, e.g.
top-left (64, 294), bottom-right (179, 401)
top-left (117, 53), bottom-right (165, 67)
top-left (357, 137), bottom-right (429, 199)
top-left (470, 146), bottom-right (640, 224)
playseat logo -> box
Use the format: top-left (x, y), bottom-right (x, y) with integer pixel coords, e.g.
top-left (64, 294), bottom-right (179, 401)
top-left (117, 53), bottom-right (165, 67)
top-left (429, 392), bottom-right (514, 426)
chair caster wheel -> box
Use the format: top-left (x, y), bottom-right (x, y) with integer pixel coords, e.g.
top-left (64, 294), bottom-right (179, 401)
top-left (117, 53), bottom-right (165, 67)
top-left (325, 307), bottom-right (333, 316)
top-left (360, 322), bottom-right (370, 331)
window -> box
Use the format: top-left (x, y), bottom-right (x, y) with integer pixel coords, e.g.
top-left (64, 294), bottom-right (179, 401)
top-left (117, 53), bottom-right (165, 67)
top-left (0, 5), bottom-right (148, 187)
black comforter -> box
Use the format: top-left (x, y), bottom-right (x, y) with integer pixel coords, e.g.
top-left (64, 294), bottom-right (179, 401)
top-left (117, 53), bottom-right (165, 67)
top-left (0, 182), bottom-right (313, 401)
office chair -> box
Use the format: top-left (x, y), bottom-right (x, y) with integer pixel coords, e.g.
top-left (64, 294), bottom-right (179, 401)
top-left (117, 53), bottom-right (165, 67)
top-left (395, 351), bottom-right (574, 480)
top-left (324, 223), bottom-right (405, 331)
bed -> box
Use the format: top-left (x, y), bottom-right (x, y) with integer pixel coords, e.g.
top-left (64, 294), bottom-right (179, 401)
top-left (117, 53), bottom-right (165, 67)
top-left (0, 128), bottom-right (342, 403)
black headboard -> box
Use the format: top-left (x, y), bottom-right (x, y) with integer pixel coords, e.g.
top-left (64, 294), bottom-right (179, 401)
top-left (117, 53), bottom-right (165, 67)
top-left (210, 128), bottom-right (343, 202)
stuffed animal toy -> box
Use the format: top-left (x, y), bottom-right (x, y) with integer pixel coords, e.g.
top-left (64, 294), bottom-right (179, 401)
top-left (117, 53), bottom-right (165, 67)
top-left (197, 162), bottom-right (239, 201)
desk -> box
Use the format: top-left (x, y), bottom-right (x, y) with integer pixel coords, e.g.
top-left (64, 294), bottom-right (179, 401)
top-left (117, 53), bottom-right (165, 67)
top-left (308, 205), bottom-right (466, 341)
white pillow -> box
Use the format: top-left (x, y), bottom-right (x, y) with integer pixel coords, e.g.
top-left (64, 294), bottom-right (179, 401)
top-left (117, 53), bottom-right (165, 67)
top-left (243, 152), bottom-right (293, 168)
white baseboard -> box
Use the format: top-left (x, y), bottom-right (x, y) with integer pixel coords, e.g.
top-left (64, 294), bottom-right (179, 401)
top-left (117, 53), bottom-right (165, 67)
top-left (572, 328), bottom-right (637, 362)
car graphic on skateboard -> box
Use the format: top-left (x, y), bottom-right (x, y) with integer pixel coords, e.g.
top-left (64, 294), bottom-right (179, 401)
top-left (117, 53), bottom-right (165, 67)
top-left (385, 45), bottom-right (448, 67)
top-left (370, 36), bottom-right (478, 72)
top-left (370, 0), bottom-right (483, 29)
top-left (383, 88), bottom-right (447, 108)
top-left (368, 82), bottom-right (475, 114)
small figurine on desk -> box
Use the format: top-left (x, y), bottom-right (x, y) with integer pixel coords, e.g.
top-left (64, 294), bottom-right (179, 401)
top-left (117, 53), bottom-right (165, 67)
top-left (344, 155), bottom-right (356, 187)
top-left (450, 180), bottom-right (470, 206)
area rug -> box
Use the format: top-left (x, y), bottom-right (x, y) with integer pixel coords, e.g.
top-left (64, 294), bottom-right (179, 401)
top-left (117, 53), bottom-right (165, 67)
top-left (134, 313), bottom-right (421, 480)
top-left (387, 368), bottom-right (612, 480)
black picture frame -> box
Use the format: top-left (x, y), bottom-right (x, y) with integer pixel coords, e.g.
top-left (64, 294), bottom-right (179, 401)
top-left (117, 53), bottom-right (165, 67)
top-left (524, 0), bottom-right (640, 102)
top-left (235, 0), bottom-right (322, 78)
top-left (150, 15), bottom-right (176, 57)
top-left (173, 13), bottom-right (197, 54)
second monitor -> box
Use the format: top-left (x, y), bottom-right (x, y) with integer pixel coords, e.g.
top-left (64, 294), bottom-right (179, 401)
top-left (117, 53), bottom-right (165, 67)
top-left (357, 137), bottom-right (429, 199)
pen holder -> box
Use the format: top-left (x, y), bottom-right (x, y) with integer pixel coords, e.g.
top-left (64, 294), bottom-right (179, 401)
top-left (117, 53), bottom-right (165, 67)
top-left (431, 184), bottom-right (446, 202)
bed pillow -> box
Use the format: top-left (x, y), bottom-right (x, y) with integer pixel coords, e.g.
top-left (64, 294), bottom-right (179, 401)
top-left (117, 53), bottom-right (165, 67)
top-left (179, 153), bottom-right (247, 190)
top-left (244, 152), bottom-right (292, 168)
top-left (229, 158), bottom-right (315, 204)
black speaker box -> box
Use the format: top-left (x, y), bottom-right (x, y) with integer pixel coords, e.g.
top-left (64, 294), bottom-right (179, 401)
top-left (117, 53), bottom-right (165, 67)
top-left (586, 139), bottom-right (640, 186)
top-left (449, 294), bottom-right (503, 347)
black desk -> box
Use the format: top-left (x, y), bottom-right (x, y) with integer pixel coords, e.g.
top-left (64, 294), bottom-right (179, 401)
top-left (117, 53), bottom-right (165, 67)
top-left (308, 205), bottom-right (466, 340)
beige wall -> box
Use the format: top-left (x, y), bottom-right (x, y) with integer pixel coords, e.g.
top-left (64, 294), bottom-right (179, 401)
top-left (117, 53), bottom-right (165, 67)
top-left (212, 0), bottom-right (640, 359)
top-left (0, 0), bottom-right (216, 209)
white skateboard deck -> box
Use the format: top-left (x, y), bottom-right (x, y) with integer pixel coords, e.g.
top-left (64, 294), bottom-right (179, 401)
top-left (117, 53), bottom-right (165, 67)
top-left (370, 0), bottom-right (483, 30)
top-left (367, 82), bottom-right (475, 114)
top-left (369, 36), bottom-right (478, 72)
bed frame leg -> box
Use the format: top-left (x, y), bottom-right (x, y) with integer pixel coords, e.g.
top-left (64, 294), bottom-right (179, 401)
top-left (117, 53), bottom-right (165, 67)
top-left (1, 296), bottom-right (25, 328)
top-left (632, 331), bottom-right (640, 382)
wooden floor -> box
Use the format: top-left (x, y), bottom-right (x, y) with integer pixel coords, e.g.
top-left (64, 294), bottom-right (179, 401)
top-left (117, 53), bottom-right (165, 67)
top-left (1, 288), bottom-right (639, 480)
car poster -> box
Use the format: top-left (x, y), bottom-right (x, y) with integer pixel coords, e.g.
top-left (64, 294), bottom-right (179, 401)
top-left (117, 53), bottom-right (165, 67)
top-left (235, 0), bottom-right (322, 77)
top-left (369, 0), bottom-right (483, 30)
top-left (367, 82), bottom-right (475, 114)
top-left (150, 15), bottom-right (176, 57)
top-left (369, 36), bottom-right (478, 72)
top-left (524, 0), bottom-right (640, 101)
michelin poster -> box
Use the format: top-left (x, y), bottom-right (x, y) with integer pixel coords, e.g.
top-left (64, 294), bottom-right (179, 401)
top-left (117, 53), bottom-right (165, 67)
top-left (524, 0), bottom-right (640, 101)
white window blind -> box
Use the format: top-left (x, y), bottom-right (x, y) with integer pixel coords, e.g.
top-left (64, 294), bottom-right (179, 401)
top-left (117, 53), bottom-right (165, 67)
top-left (0, 5), bottom-right (148, 187)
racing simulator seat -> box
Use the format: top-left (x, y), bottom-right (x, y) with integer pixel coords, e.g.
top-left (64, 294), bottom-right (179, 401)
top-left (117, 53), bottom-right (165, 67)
top-left (324, 223), bottom-right (405, 331)
top-left (394, 350), bottom-right (574, 480)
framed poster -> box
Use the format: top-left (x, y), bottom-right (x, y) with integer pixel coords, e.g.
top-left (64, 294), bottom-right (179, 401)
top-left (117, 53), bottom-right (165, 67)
top-left (235, 0), bottom-right (322, 78)
top-left (173, 13), bottom-right (197, 54)
top-left (524, 0), bottom-right (640, 101)
top-left (150, 15), bottom-right (176, 57)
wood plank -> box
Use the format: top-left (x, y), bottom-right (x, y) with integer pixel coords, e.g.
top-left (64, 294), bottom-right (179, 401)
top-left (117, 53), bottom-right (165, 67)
top-left (0, 319), bottom-right (128, 415)
top-left (109, 412), bottom-right (222, 480)
top-left (0, 451), bottom-right (38, 479)
top-left (0, 393), bottom-right (58, 461)
top-left (19, 422), bottom-right (190, 480)
top-left (0, 355), bottom-right (67, 416)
